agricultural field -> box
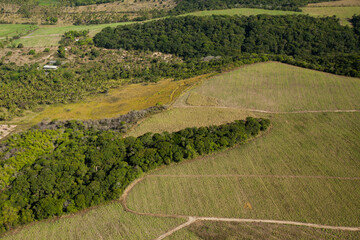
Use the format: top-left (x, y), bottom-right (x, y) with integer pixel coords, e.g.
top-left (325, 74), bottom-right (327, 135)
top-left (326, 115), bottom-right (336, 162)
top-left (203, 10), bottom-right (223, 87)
top-left (0, 24), bottom-right (37, 38)
top-left (308, 0), bottom-right (360, 6)
top-left (174, 62), bottom-right (360, 112)
top-left (302, 6), bottom-right (360, 25)
top-left (180, 8), bottom-right (301, 17)
top-left (12, 21), bottom-right (135, 47)
top-left (124, 62), bottom-right (360, 237)
top-left (127, 113), bottom-right (360, 227)
top-left (169, 221), bottom-right (360, 240)
top-left (37, 0), bottom-right (59, 6)
top-left (2, 202), bottom-right (184, 240)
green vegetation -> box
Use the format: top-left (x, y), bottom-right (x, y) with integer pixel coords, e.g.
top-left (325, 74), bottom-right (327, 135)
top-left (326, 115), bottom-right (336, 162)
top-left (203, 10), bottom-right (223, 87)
top-left (94, 15), bottom-right (360, 77)
top-left (302, 6), bottom-right (360, 25)
top-left (170, 0), bottom-right (335, 13)
top-left (185, 62), bottom-right (360, 112)
top-left (128, 173), bottom-right (360, 226)
top-left (180, 7), bottom-right (301, 17)
top-left (185, 221), bottom-right (360, 240)
top-left (8, 22), bottom-right (135, 47)
top-left (124, 61), bottom-right (360, 235)
top-left (95, 15), bottom-right (359, 59)
top-left (2, 203), bottom-right (184, 240)
top-left (0, 118), bottom-right (268, 233)
top-left (0, 24), bottom-right (37, 38)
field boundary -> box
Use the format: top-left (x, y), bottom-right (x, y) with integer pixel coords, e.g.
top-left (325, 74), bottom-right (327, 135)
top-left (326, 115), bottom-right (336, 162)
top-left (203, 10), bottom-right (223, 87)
top-left (173, 105), bottom-right (360, 114)
top-left (148, 174), bottom-right (360, 180)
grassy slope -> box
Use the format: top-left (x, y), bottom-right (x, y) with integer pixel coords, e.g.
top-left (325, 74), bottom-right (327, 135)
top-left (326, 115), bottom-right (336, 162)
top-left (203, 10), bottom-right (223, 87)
top-left (2, 202), bottom-right (184, 240)
top-left (126, 62), bottom-right (360, 229)
top-left (0, 24), bottom-right (36, 38)
top-left (308, 0), bottom-right (360, 6)
top-left (12, 21), bottom-right (136, 47)
top-left (302, 6), bottom-right (360, 25)
top-left (182, 62), bottom-right (360, 112)
top-left (180, 8), bottom-right (301, 17)
top-left (127, 113), bottom-right (360, 226)
top-left (184, 221), bottom-right (360, 240)
top-left (37, 0), bottom-right (59, 6)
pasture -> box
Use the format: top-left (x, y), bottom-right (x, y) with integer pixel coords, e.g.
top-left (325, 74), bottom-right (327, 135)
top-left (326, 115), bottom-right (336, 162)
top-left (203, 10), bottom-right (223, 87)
top-left (0, 24), bottom-right (37, 38)
top-left (2, 202), bottom-right (184, 240)
top-left (177, 62), bottom-right (360, 112)
top-left (175, 221), bottom-right (360, 240)
top-left (307, 0), bottom-right (360, 6)
top-left (127, 113), bottom-right (360, 227)
top-left (180, 8), bottom-right (301, 17)
top-left (302, 6), bottom-right (360, 25)
top-left (125, 62), bottom-right (360, 237)
top-left (12, 21), bottom-right (135, 47)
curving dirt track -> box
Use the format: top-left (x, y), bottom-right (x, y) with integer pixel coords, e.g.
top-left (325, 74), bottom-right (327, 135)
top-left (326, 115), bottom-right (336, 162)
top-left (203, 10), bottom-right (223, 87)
top-left (120, 174), bottom-right (360, 239)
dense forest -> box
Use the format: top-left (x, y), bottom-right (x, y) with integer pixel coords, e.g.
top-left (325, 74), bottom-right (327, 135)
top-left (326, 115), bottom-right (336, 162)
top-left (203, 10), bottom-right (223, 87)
top-left (171, 0), bottom-right (335, 13)
top-left (0, 105), bottom-right (165, 189)
top-left (94, 15), bottom-right (360, 77)
top-left (94, 15), bottom-right (359, 59)
top-left (0, 118), bottom-right (270, 233)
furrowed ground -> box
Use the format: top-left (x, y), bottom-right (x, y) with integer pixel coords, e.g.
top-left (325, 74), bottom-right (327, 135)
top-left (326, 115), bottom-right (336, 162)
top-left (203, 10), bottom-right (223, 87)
top-left (2, 202), bottom-right (185, 240)
top-left (168, 221), bottom-right (360, 240)
top-left (124, 62), bottom-right (360, 237)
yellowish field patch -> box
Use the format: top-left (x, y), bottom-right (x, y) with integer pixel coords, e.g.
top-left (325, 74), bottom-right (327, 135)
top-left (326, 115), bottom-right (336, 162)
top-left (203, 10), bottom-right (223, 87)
top-left (308, 0), bottom-right (360, 6)
top-left (30, 76), bottom-right (204, 123)
top-left (302, 6), bottom-right (360, 25)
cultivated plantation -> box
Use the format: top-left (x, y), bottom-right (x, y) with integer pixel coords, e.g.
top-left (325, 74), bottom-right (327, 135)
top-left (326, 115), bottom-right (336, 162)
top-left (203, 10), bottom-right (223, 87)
top-left (0, 0), bottom-right (360, 239)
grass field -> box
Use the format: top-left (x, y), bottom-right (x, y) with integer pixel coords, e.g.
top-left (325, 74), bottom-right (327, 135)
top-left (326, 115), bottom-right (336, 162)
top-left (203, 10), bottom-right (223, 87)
top-left (125, 62), bottom-right (360, 237)
top-left (2, 202), bottom-right (184, 240)
top-left (12, 21), bottom-right (136, 47)
top-left (0, 24), bottom-right (37, 38)
top-left (127, 113), bottom-right (360, 227)
top-left (175, 62), bottom-right (360, 112)
top-left (308, 0), bottom-right (360, 6)
top-left (180, 221), bottom-right (360, 240)
top-left (37, 0), bottom-right (59, 6)
top-left (302, 6), bottom-right (360, 25)
top-left (180, 8), bottom-right (301, 17)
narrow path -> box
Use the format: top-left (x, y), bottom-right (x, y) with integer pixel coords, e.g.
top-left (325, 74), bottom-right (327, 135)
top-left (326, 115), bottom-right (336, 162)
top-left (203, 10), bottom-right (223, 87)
top-left (155, 217), bottom-right (197, 240)
top-left (173, 105), bottom-right (360, 114)
top-left (149, 174), bottom-right (360, 180)
top-left (119, 175), bottom-right (360, 240)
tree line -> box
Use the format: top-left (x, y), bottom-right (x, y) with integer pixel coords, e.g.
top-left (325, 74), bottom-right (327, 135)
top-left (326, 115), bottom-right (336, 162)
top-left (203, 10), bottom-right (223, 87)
top-left (94, 15), bottom-right (359, 60)
top-left (0, 117), bottom-right (270, 234)
top-left (170, 0), bottom-right (335, 14)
